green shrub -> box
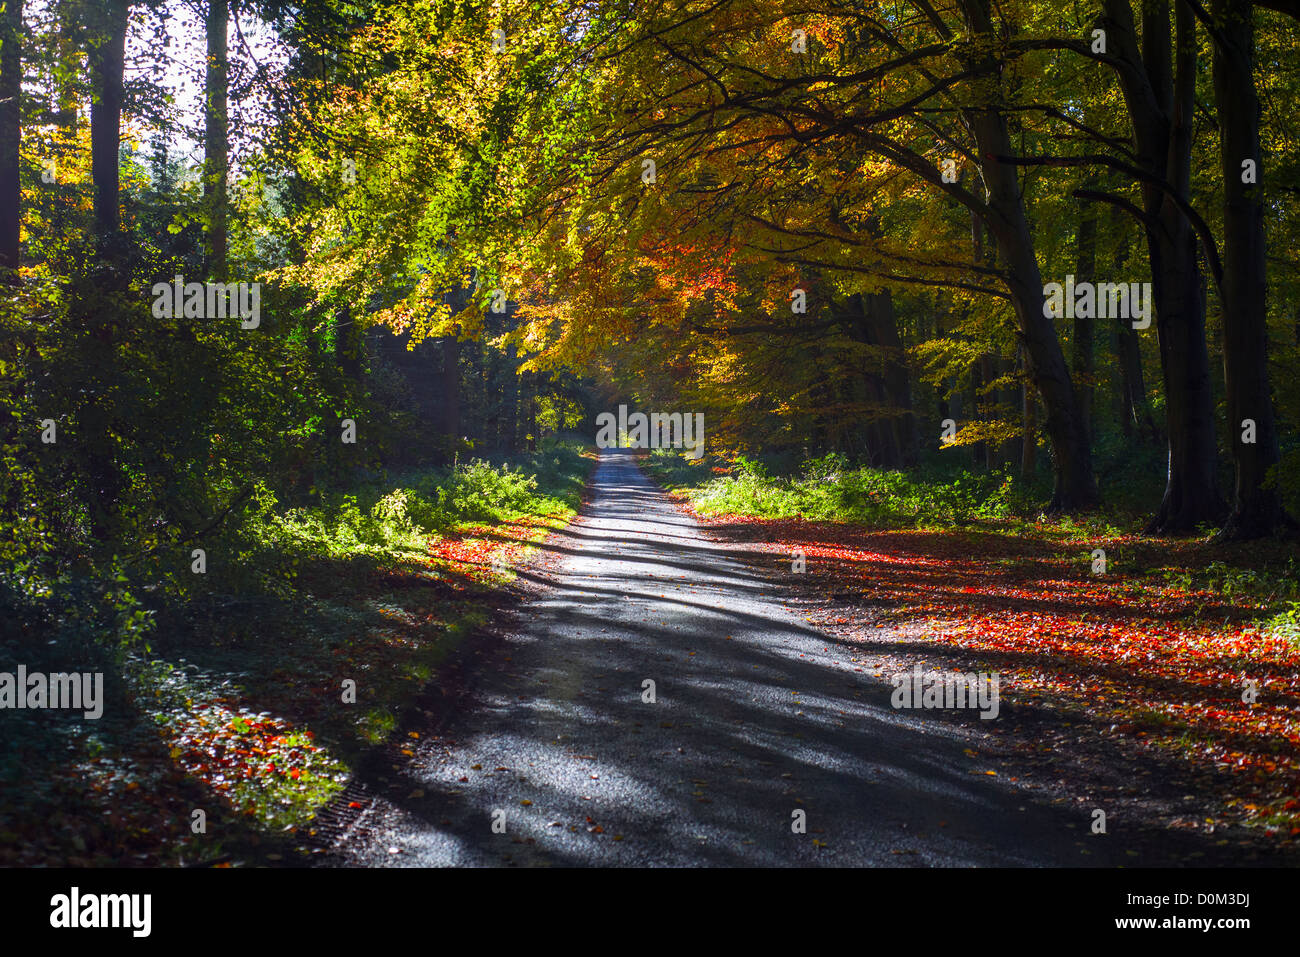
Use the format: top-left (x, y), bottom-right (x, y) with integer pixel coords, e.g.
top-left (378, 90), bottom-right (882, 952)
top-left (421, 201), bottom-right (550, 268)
top-left (447, 459), bottom-right (540, 521)
top-left (673, 456), bottom-right (1028, 528)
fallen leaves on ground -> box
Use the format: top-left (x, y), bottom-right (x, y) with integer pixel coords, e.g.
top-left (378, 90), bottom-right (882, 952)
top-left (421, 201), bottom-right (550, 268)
top-left (694, 512), bottom-right (1300, 838)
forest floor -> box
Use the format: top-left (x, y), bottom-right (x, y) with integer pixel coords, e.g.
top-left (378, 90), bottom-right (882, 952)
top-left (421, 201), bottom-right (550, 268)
top-left (676, 507), bottom-right (1300, 858)
top-left (324, 450), bottom-right (1298, 866)
top-left (7, 446), bottom-right (1295, 866)
top-left (0, 455), bottom-right (594, 867)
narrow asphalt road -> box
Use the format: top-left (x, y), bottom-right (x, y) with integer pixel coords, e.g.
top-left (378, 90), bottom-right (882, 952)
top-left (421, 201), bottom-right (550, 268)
top-left (332, 449), bottom-right (1198, 866)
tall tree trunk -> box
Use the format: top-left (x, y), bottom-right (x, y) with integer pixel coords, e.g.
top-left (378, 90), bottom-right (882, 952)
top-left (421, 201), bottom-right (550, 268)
top-left (1211, 0), bottom-right (1287, 538)
top-left (503, 344), bottom-right (519, 454)
top-left (53, 2), bottom-right (79, 128)
top-left (204, 0), bottom-right (228, 280)
top-left (1073, 207), bottom-right (1097, 448)
top-left (969, 359), bottom-right (987, 468)
top-left (1106, 206), bottom-right (1158, 442)
top-left (959, 0), bottom-right (1098, 510)
top-left (83, 0), bottom-right (131, 540)
top-left (1106, 0), bottom-right (1224, 532)
top-left (440, 333), bottom-right (460, 448)
top-left (1115, 319), bottom-right (1158, 441)
top-left (522, 371), bottom-right (537, 452)
top-left (844, 290), bottom-right (911, 468)
top-left (88, 0), bottom-right (129, 264)
top-left (873, 289), bottom-right (916, 467)
top-left (0, 0), bottom-right (21, 279)
top-left (1019, 346), bottom-right (1036, 477)
top-left (970, 121), bottom-right (1096, 509)
top-left (1151, 3), bottom-right (1223, 532)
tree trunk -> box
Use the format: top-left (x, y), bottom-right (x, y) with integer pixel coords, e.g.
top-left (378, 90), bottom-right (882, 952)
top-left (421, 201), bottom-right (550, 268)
top-left (958, 0), bottom-right (1098, 510)
top-left (1147, 213), bottom-right (1222, 534)
top-left (83, 0), bottom-right (131, 540)
top-left (1114, 319), bottom-right (1158, 441)
top-left (204, 0), bottom-right (229, 280)
top-left (1105, 0), bottom-right (1224, 532)
top-left (522, 371), bottom-right (538, 452)
top-left (970, 118), bottom-right (1096, 510)
top-left (440, 333), bottom-right (460, 445)
top-left (969, 359), bottom-right (987, 468)
top-left (0, 0), bottom-right (21, 279)
top-left (88, 0), bottom-right (129, 263)
top-left (503, 344), bottom-right (519, 454)
top-left (845, 291), bottom-right (912, 468)
top-left (1020, 346), bottom-right (1037, 478)
top-left (1151, 5), bottom-right (1224, 532)
top-left (867, 292), bottom-right (912, 445)
top-left (1073, 208), bottom-right (1097, 448)
top-left (1105, 206), bottom-right (1158, 442)
top-left (53, 3), bottom-right (79, 129)
top-left (1211, 0), bottom-right (1287, 538)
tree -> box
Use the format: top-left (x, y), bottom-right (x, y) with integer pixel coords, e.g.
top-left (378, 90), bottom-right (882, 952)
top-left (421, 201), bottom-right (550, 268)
top-left (204, 0), bottom-right (229, 279)
top-left (87, 0), bottom-right (130, 263)
top-left (1104, 0), bottom-right (1224, 532)
top-left (1208, 0), bottom-right (1288, 537)
top-left (0, 0), bottom-right (21, 279)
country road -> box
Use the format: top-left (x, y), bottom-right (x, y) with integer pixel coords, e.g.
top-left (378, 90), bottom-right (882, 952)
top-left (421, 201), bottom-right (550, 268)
top-left (329, 450), bottom-right (1227, 867)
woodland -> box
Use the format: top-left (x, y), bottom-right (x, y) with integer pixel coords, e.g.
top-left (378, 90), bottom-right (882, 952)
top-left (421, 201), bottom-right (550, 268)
top-left (2, 0), bottom-right (1299, 866)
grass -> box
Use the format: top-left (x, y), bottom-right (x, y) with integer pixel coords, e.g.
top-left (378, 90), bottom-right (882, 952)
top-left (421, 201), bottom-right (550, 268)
top-left (0, 438), bottom-right (594, 866)
top-left (644, 448), bottom-right (1052, 529)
